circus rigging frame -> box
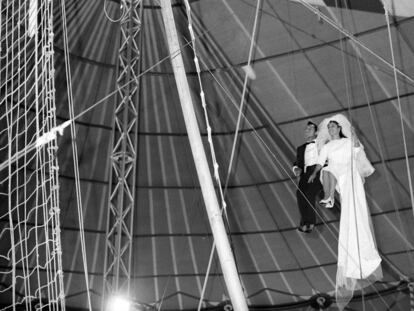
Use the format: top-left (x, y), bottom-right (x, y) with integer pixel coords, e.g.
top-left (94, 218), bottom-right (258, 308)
top-left (102, 0), bottom-right (143, 308)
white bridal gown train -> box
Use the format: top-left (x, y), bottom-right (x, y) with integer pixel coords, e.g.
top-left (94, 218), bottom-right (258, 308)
top-left (318, 138), bottom-right (382, 309)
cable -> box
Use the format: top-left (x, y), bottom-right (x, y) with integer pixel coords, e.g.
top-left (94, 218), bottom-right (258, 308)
top-left (103, 0), bottom-right (127, 23)
top-left (334, 2), bottom-right (367, 310)
top-left (224, 0), bottom-right (262, 196)
top-left (181, 0), bottom-right (254, 308)
top-left (294, 0), bottom-right (414, 86)
top-left (383, 7), bottom-right (414, 222)
top-left (60, 0), bottom-right (93, 310)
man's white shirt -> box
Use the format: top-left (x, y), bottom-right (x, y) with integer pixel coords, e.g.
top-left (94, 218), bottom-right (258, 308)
top-left (304, 141), bottom-right (318, 172)
top-left (293, 141), bottom-right (318, 174)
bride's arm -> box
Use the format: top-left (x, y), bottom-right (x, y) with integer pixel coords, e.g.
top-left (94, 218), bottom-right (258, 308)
top-left (351, 127), bottom-right (361, 147)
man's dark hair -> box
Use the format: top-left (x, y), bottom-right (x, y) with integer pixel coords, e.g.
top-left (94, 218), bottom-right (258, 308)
top-left (307, 121), bottom-right (318, 132)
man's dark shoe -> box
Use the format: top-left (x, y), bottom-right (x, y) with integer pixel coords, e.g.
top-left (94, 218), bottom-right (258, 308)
top-left (305, 224), bottom-right (315, 233)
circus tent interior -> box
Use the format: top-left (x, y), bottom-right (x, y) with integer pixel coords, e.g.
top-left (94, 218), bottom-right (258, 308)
top-left (1, 0), bottom-right (414, 310)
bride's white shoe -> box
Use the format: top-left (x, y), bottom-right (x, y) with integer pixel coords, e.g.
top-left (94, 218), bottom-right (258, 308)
top-left (320, 197), bottom-right (334, 208)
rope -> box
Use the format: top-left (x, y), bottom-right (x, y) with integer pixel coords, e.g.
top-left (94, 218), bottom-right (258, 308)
top-left (181, 0), bottom-right (252, 308)
top-left (22, 2), bottom-right (32, 307)
top-left (33, 1), bottom-right (43, 307)
top-left (224, 0), bottom-right (262, 195)
top-left (335, 2), bottom-right (366, 310)
top-left (197, 241), bottom-right (216, 311)
top-left (294, 0), bottom-right (414, 86)
top-left (352, 3), bottom-right (414, 269)
top-left (0, 0), bottom-right (67, 308)
top-left (6, 87), bottom-right (17, 311)
top-left (383, 8), bottom-right (414, 220)
top-left (0, 44), bottom-right (187, 172)
top-left (60, 0), bottom-right (93, 309)
top-left (103, 0), bottom-right (128, 23)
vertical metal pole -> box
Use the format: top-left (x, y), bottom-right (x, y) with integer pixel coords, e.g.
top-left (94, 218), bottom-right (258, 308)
top-left (159, 1), bottom-right (248, 311)
top-left (102, 0), bottom-right (142, 309)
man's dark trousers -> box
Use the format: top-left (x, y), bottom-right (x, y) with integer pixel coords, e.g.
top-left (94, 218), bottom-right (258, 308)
top-left (297, 165), bottom-right (322, 226)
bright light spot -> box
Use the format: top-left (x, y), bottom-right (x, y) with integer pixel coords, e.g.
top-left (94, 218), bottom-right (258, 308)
top-left (108, 295), bottom-right (131, 311)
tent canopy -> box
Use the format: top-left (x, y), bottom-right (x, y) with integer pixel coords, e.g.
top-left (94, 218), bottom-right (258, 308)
top-left (1, 0), bottom-right (414, 310)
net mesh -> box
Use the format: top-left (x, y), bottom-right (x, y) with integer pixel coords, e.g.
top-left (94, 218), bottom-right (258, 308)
top-left (0, 0), bottom-right (65, 310)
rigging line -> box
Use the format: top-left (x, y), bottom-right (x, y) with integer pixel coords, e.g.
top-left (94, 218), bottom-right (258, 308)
top-left (238, 2), bottom-right (413, 83)
top-left (103, 0), bottom-right (127, 23)
top-left (5, 91), bottom-right (17, 310)
top-left (181, 3), bottom-right (228, 224)
top-left (181, 0), bottom-right (250, 306)
top-left (161, 11), bottom-right (213, 299)
top-left (294, 0), bottom-right (414, 86)
top-left (334, 3), bottom-right (392, 309)
top-left (335, 2), bottom-right (367, 310)
top-left (383, 8), bottom-right (414, 222)
top-left (223, 0), bottom-right (262, 197)
top-left (265, 0), bottom-right (343, 108)
top-left (156, 275), bottom-right (171, 311)
top-left (185, 1), bottom-right (257, 304)
top-left (321, 6), bottom-right (414, 134)
top-left (33, 1), bottom-right (44, 307)
top-left (60, 0), bottom-right (93, 310)
top-left (71, 41), bottom-right (190, 124)
top-left (14, 1), bottom-right (27, 303)
top-left (22, 2), bottom-right (33, 307)
top-left (0, 55), bottom-right (176, 172)
top-left (353, 8), bottom-right (414, 269)
top-left (197, 241), bottom-right (216, 311)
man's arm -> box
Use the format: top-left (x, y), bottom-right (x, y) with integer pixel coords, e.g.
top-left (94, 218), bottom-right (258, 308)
top-left (292, 146), bottom-right (302, 177)
top-left (307, 164), bottom-right (322, 183)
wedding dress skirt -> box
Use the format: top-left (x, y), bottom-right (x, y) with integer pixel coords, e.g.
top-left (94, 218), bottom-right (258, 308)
top-left (318, 138), bottom-right (382, 309)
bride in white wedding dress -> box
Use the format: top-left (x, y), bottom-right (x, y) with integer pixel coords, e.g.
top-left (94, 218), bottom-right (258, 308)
top-left (308, 114), bottom-right (382, 310)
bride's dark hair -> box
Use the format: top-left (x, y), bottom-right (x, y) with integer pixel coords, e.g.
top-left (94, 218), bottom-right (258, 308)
top-left (328, 120), bottom-right (347, 138)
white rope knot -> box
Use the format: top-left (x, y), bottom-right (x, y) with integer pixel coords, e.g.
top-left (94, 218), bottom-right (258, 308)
top-left (36, 120), bottom-right (71, 147)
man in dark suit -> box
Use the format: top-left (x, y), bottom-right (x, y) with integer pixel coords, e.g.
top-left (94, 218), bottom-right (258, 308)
top-left (293, 121), bottom-right (323, 233)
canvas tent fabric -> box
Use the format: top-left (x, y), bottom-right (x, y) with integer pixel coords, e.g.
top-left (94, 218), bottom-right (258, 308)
top-left (1, 0), bottom-right (414, 310)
